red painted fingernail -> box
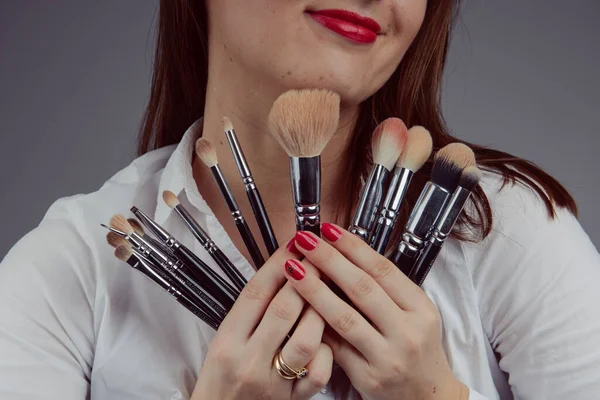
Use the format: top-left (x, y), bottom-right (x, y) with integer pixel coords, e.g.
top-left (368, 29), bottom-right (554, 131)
top-left (321, 223), bottom-right (342, 242)
top-left (285, 259), bottom-right (305, 281)
top-left (285, 238), bottom-right (302, 256)
top-left (294, 231), bottom-right (318, 251)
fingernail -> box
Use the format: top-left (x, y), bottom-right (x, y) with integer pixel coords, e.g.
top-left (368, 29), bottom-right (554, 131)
top-left (285, 259), bottom-right (305, 281)
top-left (294, 231), bottom-right (318, 251)
top-left (285, 238), bottom-right (302, 256)
top-left (321, 223), bottom-right (342, 242)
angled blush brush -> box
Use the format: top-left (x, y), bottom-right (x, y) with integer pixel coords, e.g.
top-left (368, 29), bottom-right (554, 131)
top-left (160, 191), bottom-right (248, 291)
top-left (410, 166), bottom-right (482, 286)
top-left (390, 143), bottom-right (475, 276)
top-left (349, 118), bottom-right (407, 242)
top-left (268, 89), bottom-right (340, 236)
top-left (196, 138), bottom-right (266, 269)
top-left (223, 117), bottom-right (279, 255)
top-left (371, 126), bottom-right (432, 253)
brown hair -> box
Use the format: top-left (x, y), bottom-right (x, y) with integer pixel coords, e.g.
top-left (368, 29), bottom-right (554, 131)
top-left (138, 0), bottom-right (576, 395)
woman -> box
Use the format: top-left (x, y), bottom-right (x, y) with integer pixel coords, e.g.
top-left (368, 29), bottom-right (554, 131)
top-left (1, 0), bottom-right (599, 399)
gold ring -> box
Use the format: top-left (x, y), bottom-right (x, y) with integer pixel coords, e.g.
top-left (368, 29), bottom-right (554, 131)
top-left (273, 350), bottom-right (308, 380)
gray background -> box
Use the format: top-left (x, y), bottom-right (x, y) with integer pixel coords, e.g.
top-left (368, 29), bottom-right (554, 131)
top-left (1, 0), bottom-right (598, 258)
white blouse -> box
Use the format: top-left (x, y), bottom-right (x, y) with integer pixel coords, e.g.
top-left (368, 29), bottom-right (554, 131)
top-left (1, 122), bottom-right (599, 400)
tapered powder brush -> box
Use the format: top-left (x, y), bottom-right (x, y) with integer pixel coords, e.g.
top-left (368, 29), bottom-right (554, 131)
top-left (268, 89), bottom-right (340, 236)
top-left (161, 190), bottom-right (247, 291)
top-left (114, 245), bottom-right (221, 329)
top-left (108, 215), bottom-right (231, 316)
top-left (371, 126), bottom-right (432, 253)
top-left (349, 118), bottom-right (407, 242)
top-left (222, 116), bottom-right (279, 255)
top-left (410, 165), bottom-right (482, 286)
top-left (390, 143), bottom-right (475, 276)
top-left (196, 138), bottom-right (265, 269)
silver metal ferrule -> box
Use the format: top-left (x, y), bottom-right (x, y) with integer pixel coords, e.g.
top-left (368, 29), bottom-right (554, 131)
top-left (290, 156), bottom-right (321, 232)
top-left (384, 167), bottom-right (413, 215)
top-left (224, 128), bottom-right (252, 180)
top-left (131, 207), bottom-right (179, 249)
top-left (131, 247), bottom-right (175, 291)
top-left (396, 181), bottom-right (452, 256)
top-left (349, 164), bottom-right (390, 241)
top-left (429, 186), bottom-right (471, 246)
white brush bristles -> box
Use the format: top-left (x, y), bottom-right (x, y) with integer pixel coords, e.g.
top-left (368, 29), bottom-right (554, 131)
top-left (371, 118), bottom-right (407, 171)
top-left (109, 214), bottom-right (134, 235)
top-left (434, 143), bottom-right (476, 170)
top-left (162, 190), bottom-right (180, 209)
top-left (459, 165), bottom-right (482, 191)
top-left (397, 126), bottom-right (433, 172)
top-left (268, 89), bottom-right (340, 158)
top-left (222, 116), bottom-right (234, 132)
top-left (114, 245), bottom-right (133, 262)
top-left (195, 138), bottom-right (218, 168)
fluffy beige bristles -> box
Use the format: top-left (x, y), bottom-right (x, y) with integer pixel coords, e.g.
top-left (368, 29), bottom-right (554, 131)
top-left (222, 116), bottom-right (234, 132)
top-left (397, 126), bottom-right (433, 172)
top-left (459, 165), bottom-right (482, 191)
top-left (371, 118), bottom-right (408, 171)
top-left (162, 190), bottom-right (180, 209)
top-left (106, 232), bottom-right (127, 248)
top-left (434, 143), bottom-right (476, 170)
top-left (267, 89), bottom-right (340, 157)
top-left (127, 219), bottom-right (144, 236)
top-left (114, 244), bottom-right (133, 262)
top-left (109, 214), bottom-right (134, 235)
top-left (195, 138), bottom-right (219, 168)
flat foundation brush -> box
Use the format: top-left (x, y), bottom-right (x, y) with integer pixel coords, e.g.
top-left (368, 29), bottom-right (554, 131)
top-left (390, 143), bottom-right (475, 276)
top-left (108, 215), bottom-right (231, 316)
top-left (160, 191), bottom-right (247, 292)
top-left (114, 245), bottom-right (221, 329)
top-left (268, 89), bottom-right (340, 236)
top-left (349, 118), bottom-right (407, 242)
top-left (223, 117), bottom-right (279, 255)
top-left (128, 207), bottom-right (240, 301)
top-left (196, 138), bottom-right (265, 269)
top-left (410, 166), bottom-right (482, 286)
top-left (371, 126), bottom-right (432, 254)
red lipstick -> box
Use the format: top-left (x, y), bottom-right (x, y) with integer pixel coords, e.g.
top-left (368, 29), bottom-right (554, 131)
top-left (308, 9), bottom-right (381, 44)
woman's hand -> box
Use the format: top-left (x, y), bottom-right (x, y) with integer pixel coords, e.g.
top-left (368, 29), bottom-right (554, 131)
top-left (191, 238), bottom-right (332, 400)
top-left (282, 224), bottom-right (469, 400)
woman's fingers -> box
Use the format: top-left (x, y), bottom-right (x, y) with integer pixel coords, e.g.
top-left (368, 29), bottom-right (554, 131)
top-left (291, 343), bottom-right (334, 400)
top-left (283, 259), bottom-right (386, 360)
top-left (323, 223), bottom-right (428, 311)
top-left (219, 238), bottom-right (301, 339)
top-left (292, 230), bottom-right (403, 334)
top-left (280, 306), bottom-right (325, 371)
top-left (322, 329), bottom-right (367, 382)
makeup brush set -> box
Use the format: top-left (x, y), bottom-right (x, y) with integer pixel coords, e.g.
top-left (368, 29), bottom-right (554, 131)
top-left (103, 88), bottom-right (481, 329)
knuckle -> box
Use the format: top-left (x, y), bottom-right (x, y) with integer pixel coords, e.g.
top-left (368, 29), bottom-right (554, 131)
top-left (307, 370), bottom-right (331, 391)
top-left (350, 275), bottom-right (375, 298)
top-left (210, 339), bottom-right (235, 366)
top-left (317, 246), bottom-right (335, 266)
top-left (242, 281), bottom-right (266, 302)
top-left (269, 299), bottom-right (297, 322)
top-left (290, 338), bottom-right (318, 360)
top-left (369, 259), bottom-right (395, 281)
top-left (332, 310), bottom-right (360, 334)
top-left (403, 334), bottom-right (423, 358)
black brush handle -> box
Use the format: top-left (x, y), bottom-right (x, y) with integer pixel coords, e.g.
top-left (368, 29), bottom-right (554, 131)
top-left (246, 188), bottom-right (279, 255)
top-left (174, 291), bottom-right (222, 330)
top-left (410, 243), bottom-right (442, 287)
top-left (176, 246), bottom-right (238, 307)
top-left (389, 249), bottom-right (418, 277)
top-left (236, 218), bottom-right (265, 269)
top-left (371, 223), bottom-right (393, 255)
top-left (213, 248), bottom-right (247, 292)
top-left (300, 224), bottom-right (321, 237)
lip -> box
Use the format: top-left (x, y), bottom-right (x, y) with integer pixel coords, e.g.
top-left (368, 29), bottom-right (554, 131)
top-left (307, 9), bottom-right (381, 44)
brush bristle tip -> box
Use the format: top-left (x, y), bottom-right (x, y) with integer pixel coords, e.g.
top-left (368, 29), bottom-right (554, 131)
top-left (195, 138), bottom-right (218, 167)
top-left (162, 190), bottom-right (180, 209)
top-left (222, 116), bottom-right (233, 132)
top-left (372, 118), bottom-right (408, 171)
top-left (397, 126), bottom-right (433, 171)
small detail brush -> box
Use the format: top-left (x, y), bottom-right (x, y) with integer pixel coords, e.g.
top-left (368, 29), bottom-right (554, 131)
top-left (129, 206), bottom-right (241, 300)
top-left (196, 138), bottom-right (266, 269)
top-left (115, 245), bottom-right (221, 329)
top-left (349, 118), bottom-right (407, 242)
top-left (390, 143), bottom-right (475, 275)
top-left (108, 215), bottom-right (231, 316)
top-left (268, 89), bottom-right (340, 236)
top-left (371, 126), bottom-right (432, 253)
top-left (223, 117), bottom-right (279, 255)
top-left (410, 166), bottom-right (482, 286)
top-left (138, 197), bottom-right (246, 298)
